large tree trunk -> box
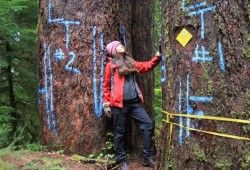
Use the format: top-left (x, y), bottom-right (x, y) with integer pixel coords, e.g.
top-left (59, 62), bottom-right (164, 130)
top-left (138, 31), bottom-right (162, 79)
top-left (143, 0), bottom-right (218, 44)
top-left (38, 0), bottom-right (155, 156)
top-left (160, 0), bottom-right (250, 169)
top-left (114, 0), bottom-right (156, 155)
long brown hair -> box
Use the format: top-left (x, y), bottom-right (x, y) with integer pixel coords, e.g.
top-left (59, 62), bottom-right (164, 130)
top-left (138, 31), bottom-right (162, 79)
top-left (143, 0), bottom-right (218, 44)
top-left (111, 52), bottom-right (138, 76)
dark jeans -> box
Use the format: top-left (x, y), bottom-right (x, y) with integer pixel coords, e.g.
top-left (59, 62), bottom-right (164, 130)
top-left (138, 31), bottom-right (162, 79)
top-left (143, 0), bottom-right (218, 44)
top-left (111, 102), bottom-right (153, 163)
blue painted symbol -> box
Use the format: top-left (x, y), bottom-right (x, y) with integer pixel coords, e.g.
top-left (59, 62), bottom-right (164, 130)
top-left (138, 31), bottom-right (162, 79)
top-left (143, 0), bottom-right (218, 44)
top-left (65, 52), bottom-right (81, 74)
top-left (54, 48), bottom-right (65, 62)
top-left (218, 41), bottom-right (226, 72)
top-left (54, 48), bottom-right (81, 74)
top-left (189, 96), bottom-right (213, 103)
top-left (48, 0), bottom-right (80, 49)
top-left (38, 87), bottom-right (46, 94)
top-left (38, 83), bottom-right (45, 104)
top-left (48, 0), bottom-right (64, 23)
top-left (43, 43), bottom-right (50, 130)
top-left (44, 0), bottom-right (82, 137)
top-left (58, 21), bottom-right (80, 49)
top-left (178, 77), bottom-right (183, 144)
top-left (182, 0), bottom-right (216, 39)
top-left (189, 6), bottom-right (216, 39)
top-left (192, 44), bottom-right (213, 63)
top-left (178, 74), bottom-right (213, 141)
top-left (161, 55), bottom-right (167, 83)
top-left (41, 43), bottom-right (58, 137)
top-left (92, 26), bottom-right (105, 117)
top-left (182, 1), bottom-right (207, 12)
top-left (185, 74), bottom-right (192, 137)
top-left (47, 44), bottom-right (58, 137)
top-left (186, 74), bottom-right (213, 137)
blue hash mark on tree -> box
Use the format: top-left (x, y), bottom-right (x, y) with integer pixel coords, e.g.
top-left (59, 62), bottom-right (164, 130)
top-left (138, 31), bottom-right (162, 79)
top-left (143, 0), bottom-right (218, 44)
top-left (192, 44), bottom-right (213, 63)
top-left (54, 48), bottom-right (65, 62)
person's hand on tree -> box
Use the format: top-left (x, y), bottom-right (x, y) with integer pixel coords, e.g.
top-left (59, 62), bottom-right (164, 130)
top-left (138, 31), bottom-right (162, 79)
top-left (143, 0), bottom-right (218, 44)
top-left (156, 44), bottom-right (162, 57)
top-left (103, 102), bottom-right (112, 118)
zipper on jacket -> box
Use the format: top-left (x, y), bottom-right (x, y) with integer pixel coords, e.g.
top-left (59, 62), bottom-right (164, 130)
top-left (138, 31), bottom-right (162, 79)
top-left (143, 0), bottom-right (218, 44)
top-left (111, 68), bottom-right (114, 97)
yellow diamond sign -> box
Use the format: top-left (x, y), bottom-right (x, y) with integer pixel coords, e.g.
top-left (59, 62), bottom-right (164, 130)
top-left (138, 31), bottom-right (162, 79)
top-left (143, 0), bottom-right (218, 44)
top-left (176, 28), bottom-right (192, 47)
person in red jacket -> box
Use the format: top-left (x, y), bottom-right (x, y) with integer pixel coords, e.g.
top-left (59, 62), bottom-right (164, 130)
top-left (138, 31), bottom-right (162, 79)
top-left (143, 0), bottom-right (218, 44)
top-left (102, 41), bottom-right (161, 169)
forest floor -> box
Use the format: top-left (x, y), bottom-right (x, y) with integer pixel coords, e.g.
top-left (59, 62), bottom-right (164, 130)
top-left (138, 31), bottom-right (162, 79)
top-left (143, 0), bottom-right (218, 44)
top-left (0, 149), bottom-right (154, 170)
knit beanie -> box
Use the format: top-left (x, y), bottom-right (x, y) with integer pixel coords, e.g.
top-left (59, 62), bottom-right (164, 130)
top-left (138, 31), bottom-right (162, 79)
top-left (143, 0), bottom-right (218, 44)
top-left (105, 41), bottom-right (121, 57)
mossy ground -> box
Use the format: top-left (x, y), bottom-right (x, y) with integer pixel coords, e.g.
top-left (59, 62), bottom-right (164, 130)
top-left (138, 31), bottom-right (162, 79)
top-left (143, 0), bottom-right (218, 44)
top-left (0, 149), bottom-right (153, 170)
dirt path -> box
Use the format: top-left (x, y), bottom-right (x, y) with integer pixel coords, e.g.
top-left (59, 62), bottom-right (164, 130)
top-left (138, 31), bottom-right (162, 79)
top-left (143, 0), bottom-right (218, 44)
top-left (0, 150), bottom-right (154, 170)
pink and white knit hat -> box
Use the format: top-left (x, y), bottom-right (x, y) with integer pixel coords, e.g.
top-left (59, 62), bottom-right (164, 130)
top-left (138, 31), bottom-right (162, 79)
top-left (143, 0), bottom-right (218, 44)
top-left (105, 41), bottom-right (121, 57)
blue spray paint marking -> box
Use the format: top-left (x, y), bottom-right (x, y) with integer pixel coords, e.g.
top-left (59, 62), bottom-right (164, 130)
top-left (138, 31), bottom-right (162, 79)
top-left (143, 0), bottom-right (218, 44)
top-left (193, 110), bottom-right (205, 128)
top-left (182, 74), bottom-right (215, 140)
top-left (182, 0), bottom-right (186, 12)
top-left (186, 74), bottom-right (192, 137)
top-left (119, 26), bottom-right (127, 46)
top-left (48, 0), bottom-right (80, 49)
top-left (54, 48), bottom-right (80, 74)
top-left (58, 21), bottom-right (80, 49)
top-left (189, 6), bottom-right (216, 39)
top-left (189, 96), bottom-right (213, 103)
top-left (38, 88), bottom-right (46, 93)
top-left (48, 0), bottom-right (64, 23)
top-left (93, 26), bottom-right (98, 116)
top-left (182, 0), bottom-right (207, 11)
top-left (99, 34), bottom-right (105, 116)
top-left (218, 41), bottom-right (226, 72)
top-left (178, 75), bottom-right (214, 143)
top-left (43, 43), bottom-right (51, 130)
top-left (65, 52), bottom-right (81, 74)
top-left (186, 2), bottom-right (206, 11)
top-left (161, 55), bottom-right (167, 83)
top-left (42, 43), bottom-right (58, 136)
top-left (195, 110), bottom-right (204, 117)
top-left (38, 83), bottom-right (45, 104)
top-left (159, 15), bottom-right (167, 84)
top-left (178, 77), bottom-right (183, 144)
top-left (192, 44), bottom-right (213, 63)
top-left (48, 45), bottom-right (58, 136)
top-left (92, 26), bottom-right (105, 117)
top-left (45, 0), bottom-right (82, 137)
top-left (54, 48), bottom-right (65, 62)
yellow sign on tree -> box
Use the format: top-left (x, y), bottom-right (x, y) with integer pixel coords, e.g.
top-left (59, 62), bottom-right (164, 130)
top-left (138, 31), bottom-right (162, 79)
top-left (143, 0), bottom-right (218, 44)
top-left (176, 28), bottom-right (192, 47)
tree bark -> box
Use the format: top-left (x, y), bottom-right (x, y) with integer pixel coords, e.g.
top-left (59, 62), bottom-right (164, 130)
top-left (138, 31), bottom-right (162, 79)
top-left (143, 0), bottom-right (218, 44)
top-left (116, 0), bottom-right (156, 155)
top-left (160, 0), bottom-right (250, 169)
top-left (38, 0), bottom-right (155, 156)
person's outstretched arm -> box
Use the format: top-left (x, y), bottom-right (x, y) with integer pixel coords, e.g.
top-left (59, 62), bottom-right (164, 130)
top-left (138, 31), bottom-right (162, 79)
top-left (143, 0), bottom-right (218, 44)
top-left (135, 52), bottom-right (161, 73)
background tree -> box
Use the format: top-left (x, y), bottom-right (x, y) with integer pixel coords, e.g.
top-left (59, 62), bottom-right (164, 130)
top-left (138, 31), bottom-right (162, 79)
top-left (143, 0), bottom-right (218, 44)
top-left (122, 0), bottom-right (157, 154)
top-left (0, 0), bottom-right (39, 148)
top-left (38, 0), bottom-right (156, 156)
top-left (160, 0), bottom-right (250, 169)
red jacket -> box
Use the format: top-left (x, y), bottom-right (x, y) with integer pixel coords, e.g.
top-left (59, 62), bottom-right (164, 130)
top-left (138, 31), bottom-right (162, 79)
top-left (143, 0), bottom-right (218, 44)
top-left (103, 55), bottom-right (161, 108)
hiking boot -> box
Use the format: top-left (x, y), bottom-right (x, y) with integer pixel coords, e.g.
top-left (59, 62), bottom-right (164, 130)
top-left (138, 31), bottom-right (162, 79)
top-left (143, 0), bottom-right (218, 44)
top-left (142, 158), bottom-right (156, 168)
top-left (121, 161), bottom-right (129, 170)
